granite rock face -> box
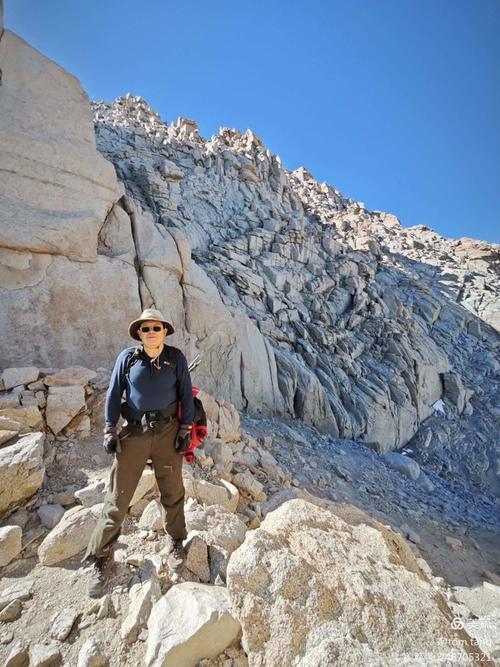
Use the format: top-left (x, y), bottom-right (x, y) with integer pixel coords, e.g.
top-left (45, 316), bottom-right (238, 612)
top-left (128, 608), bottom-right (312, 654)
top-left (226, 499), bottom-right (477, 666)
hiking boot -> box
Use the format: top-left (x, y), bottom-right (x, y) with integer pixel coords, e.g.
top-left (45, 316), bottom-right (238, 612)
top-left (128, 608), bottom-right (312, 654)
top-left (86, 555), bottom-right (109, 598)
top-left (168, 538), bottom-right (186, 573)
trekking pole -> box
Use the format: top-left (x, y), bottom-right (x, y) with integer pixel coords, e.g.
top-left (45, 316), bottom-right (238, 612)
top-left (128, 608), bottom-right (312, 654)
top-left (188, 353), bottom-right (201, 372)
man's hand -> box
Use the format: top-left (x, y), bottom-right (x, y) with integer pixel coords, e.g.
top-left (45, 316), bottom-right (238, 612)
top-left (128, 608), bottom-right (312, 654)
top-left (176, 425), bottom-right (192, 453)
top-left (103, 426), bottom-right (121, 455)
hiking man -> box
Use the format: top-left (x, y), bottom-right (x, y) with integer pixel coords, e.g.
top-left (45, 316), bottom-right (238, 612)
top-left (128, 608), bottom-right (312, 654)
top-left (83, 308), bottom-right (194, 597)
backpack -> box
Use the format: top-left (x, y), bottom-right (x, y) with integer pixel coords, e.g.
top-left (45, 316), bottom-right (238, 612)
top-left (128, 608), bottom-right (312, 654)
top-left (122, 345), bottom-right (207, 463)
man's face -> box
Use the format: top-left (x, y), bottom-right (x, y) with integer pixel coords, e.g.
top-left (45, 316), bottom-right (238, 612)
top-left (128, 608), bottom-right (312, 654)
top-left (137, 320), bottom-right (166, 347)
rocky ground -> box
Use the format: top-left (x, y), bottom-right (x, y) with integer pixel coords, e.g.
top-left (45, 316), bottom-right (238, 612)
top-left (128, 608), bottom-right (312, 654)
top-left (1, 397), bottom-right (499, 665)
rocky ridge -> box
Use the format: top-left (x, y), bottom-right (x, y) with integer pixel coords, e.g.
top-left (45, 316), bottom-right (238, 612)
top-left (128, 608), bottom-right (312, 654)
top-left (91, 94), bottom-right (500, 498)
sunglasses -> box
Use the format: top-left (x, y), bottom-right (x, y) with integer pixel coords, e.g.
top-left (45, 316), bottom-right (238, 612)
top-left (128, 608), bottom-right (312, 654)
top-left (139, 326), bottom-right (164, 333)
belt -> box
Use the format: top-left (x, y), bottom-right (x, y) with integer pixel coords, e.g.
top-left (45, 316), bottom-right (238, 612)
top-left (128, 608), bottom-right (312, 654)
top-left (121, 403), bottom-right (179, 433)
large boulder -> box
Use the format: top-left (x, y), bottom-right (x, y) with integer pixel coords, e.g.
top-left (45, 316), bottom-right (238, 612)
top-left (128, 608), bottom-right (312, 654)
top-left (183, 472), bottom-right (239, 513)
top-left (226, 499), bottom-right (477, 666)
top-left (0, 432), bottom-right (45, 515)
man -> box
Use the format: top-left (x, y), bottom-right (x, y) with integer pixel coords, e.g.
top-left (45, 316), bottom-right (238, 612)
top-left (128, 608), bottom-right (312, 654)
top-left (83, 308), bottom-right (195, 598)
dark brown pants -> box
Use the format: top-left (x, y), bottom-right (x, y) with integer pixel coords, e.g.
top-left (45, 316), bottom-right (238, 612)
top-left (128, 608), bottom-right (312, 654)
top-left (84, 418), bottom-right (186, 560)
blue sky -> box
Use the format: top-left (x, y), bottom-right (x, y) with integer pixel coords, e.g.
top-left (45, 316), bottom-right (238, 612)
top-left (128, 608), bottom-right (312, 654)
top-left (6, 0), bottom-right (500, 243)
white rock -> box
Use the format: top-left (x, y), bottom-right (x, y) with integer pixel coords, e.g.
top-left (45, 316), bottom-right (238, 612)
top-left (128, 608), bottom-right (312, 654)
top-left (50, 607), bottom-right (78, 641)
top-left (0, 432), bottom-right (45, 514)
top-left (185, 504), bottom-right (247, 554)
top-left (0, 406), bottom-right (43, 430)
top-left (75, 479), bottom-right (107, 508)
top-left (217, 401), bottom-right (241, 442)
top-left (120, 570), bottom-right (161, 644)
top-left (226, 499), bottom-right (473, 666)
top-left (77, 638), bottom-right (109, 667)
top-left (38, 504), bottom-right (101, 565)
top-left (45, 385), bottom-right (86, 434)
top-left (383, 452), bottom-right (420, 481)
top-left (0, 429), bottom-right (19, 445)
top-left (183, 474), bottom-right (239, 513)
top-left (29, 642), bottom-right (62, 667)
top-left (145, 582), bottom-right (241, 667)
top-left (138, 500), bottom-right (164, 531)
top-left (0, 526), bottom-right (22, 566)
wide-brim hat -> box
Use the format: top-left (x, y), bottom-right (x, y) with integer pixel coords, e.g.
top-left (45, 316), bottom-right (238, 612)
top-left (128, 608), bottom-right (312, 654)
top-left (128, 308), bottom-right (175, 340)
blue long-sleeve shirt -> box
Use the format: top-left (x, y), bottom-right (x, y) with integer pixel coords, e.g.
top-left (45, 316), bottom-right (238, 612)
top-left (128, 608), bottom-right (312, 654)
top-left (105, 345), bottom-right (194, 428)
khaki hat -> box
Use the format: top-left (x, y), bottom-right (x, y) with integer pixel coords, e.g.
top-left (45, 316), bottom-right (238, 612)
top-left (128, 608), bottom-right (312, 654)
top-left (128, 308), bottom-right (175, 340)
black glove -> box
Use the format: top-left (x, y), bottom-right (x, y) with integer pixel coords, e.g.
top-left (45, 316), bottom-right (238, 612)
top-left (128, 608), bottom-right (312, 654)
top-left (103, 427), bottom-right (121, 455)
top-left (176, 425), bottom-right (192, 453)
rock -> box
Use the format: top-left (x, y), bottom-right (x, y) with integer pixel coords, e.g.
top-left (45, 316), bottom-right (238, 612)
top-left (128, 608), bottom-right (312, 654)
top-left (453, 582), bottom-right (500, 617)
top-left (184, 534), bottom-right (211, 583)
top-left (37, 504), bottom-right (65, 530)
top-left (442, 371), bottom-right (466, 414)
top-left (45, 385), bottom-right (86, 434)
top-left (120, 569), bottom-right (161, 644)
top-left (8, 508), bottom-right (29, 528)
top-left (75, 479), bottom-right (107, 508)
top-left (1, 367), bottom-right (39, 391)
top-left (43, 366), bottom-right (97, 386)
top-left (259, 449), bottom-right (283, 481)
top-left (38, 504), bottom-right (101, 565)
top-left (226, 499), bottom-right (474, 666)
top-left (445, 536), bottom-right (463, 551)
top-left (138, 500), bottom-right (165, 532)
top-left (399, 523), bottom-right (421, 544)
top-left (0, 406), bottom-right (43, 430)
top-left (50, 607), bottom-right (79, 641)
top-left (200, 439), bottom-right (233, 474)
top-left (0, 394), bottom-right (21, 410)
top-left (29, 642), bottom-right (62, 666)
top-left (4, 642), bottom-right (29, 667)
top-left (382, 451), bottom-right (420, 481)
top-left (0, 432), bottom-right (45, 514)
top-left (0, 599), bottom-right (22, 622)
top-left (77, 638), bottom-right (109, 667)
top-left (0, 429), bottom-right (19, 445)
top-left (463, 614), bottom-right (500, 661)
top-left (183, 473), bottom-right (239, 513)
top-left (185, 504), bottom-right (247, 554)
top-left (0, 579), bottom-right (34, 611)
top-left (145, 582), bottom-right (241, 667)
top-left (217, 401), bottom-right (241, 442)
top-left (231, 472), bottom-right (266, 501)
top-left (0, 525), bottom-right (22, 566)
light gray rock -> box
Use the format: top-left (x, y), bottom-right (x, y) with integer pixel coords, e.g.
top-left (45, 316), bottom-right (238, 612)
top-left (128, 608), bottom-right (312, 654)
top-left (183, 472), bottom-right (239, 513)
top-left (50, 607), bottom-right (78, 641)
top-left (120, 569), bottom-right (161, 644)
top-left (43, 367), bottom-right (97, 387)
top-left (145, 582), bottom-right (241, 667)
top-left (185, 503), bottom-right (247, 554)
top-left (0, 599), bottom-right (22, 622)
top-left (226, 499), bottom-right (474, 666)
top-left (0, 579), bottom-right (34, 611)
top-left (38, 504), bottom-right (101, 565)
top-left (231, 472), bottom-right (266, 501)
top-left (29, 642), bottom-right (62, 667)
top-left (0, 525), bottom-right (22, 566)
top-left (75, 479), bottom-right (107, 508)
top-left (77, 638), bottom-right (108, 667)
top-left (4, 642), bottom-right (29, 667)
top-left (45, 385), bottom-right (86, 434)
top-left (0, 432), bottom-right (45, 514)
top-left (0, 406), bottom-right (43, 430)
top-left (1, 367), bottom-right (39, 391)
top-left (383, 452), bottom-right (420, 481)
top-left (37, 504), bottom-right (65, 530)
top-left (138, 500), bottom-right (164, 532)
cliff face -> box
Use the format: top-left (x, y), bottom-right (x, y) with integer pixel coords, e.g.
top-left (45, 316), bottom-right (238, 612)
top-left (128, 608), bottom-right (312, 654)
top-left (92, 95), bottom-right (500, 497)
top-left (0, 28), bottom-right (498, 497)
